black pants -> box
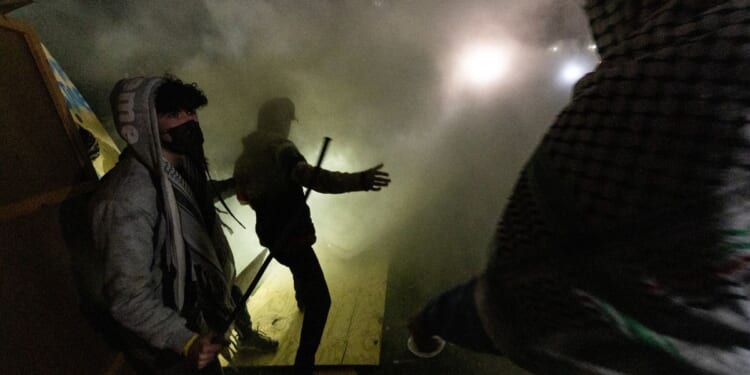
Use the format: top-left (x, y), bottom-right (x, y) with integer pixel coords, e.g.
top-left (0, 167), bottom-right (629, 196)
top-left (231, 285), bottom-right (254, 336)
top-left (272, 245), bottom-right (331, 373)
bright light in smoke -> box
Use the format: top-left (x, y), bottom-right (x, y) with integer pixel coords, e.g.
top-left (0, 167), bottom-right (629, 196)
top-left (559, 60), bottom-right (588, 85)
top-left (457, 44), bottom-right (510, 88)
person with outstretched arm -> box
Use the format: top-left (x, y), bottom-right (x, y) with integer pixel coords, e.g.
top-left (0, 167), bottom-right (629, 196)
top-left (234, 97), bottom-right (390, 375)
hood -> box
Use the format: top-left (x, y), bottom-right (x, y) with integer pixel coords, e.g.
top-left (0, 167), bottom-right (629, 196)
top-left (256, 97), bottom-right (295, 138)
top-left (109, 76), bottom-right (165, 171)
top-left (583, 0), bottom-right (661, 60)
top-left (583, 0), bottom-right (726, 60)
top-left (109, 76), bottom-right (190, 310)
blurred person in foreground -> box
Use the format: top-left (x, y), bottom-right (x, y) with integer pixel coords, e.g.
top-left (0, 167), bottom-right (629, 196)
top-left (90, 76), bottom-right (276, 374)
top-left (408, 1), bottom-right (750, 374)
top-left (233, 97), bottom-right (391, 374)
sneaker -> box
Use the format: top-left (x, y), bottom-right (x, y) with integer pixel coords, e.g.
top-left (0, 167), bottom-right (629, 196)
top-left (407, 310), bottom-right (445, 358)
top-left (238, 329), bottom-right (279, 352)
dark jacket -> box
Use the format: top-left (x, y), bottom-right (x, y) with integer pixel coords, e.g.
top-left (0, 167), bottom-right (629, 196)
top-left (474, 1), bottom-right (750, 374)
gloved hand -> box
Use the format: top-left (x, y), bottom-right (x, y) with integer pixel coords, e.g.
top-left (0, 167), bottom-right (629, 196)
top-left (359, 163), bottom-right (391, 191)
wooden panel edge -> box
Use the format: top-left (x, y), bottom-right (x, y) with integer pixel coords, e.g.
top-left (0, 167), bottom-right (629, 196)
top-left (1, 15), bottom-right (98, 182)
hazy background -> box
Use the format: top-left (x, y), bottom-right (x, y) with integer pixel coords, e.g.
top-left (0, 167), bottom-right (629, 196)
top-left (13, 0), bottom-right (596, 300)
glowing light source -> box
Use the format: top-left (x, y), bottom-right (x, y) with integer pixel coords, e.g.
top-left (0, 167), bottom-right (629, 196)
top-left (559, 61), bottom-right (587, 85)
top-left (457, 44), bottom-right (510, 88)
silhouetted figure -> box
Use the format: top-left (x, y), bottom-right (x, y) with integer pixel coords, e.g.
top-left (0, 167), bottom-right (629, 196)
top-left (409, 1), bottom-right (750, 374)
top-left (90, 76), bottom-right (275, 374)
top-left (234, 97), bottom-right (390, 374)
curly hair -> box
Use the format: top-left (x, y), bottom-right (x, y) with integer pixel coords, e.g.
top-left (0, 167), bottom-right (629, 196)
top-left (155, 74), bottom-right (208, 114)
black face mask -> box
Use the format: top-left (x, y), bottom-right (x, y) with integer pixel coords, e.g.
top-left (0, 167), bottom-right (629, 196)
top-left (162, 119), bottom-right (247, 230)
top-left (162, 119), bottom-right (206, 166)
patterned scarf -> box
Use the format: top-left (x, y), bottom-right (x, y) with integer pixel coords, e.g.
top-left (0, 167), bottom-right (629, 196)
top-left (480, 1), bottom-right (750, 374)
top-left (163, 158), bottom-right (236, 330)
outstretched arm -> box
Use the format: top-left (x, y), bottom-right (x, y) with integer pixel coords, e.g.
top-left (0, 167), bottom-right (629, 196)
top-left (359, 163), bottom-right (391, 191)
top-left (291, 161), bottom-right (391, 193)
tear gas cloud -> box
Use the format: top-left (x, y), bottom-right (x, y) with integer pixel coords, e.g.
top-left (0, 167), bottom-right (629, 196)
top-left (14, 0), bottom-right (594, 293)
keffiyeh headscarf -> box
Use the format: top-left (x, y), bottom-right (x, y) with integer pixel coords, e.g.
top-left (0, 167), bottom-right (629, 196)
top-left (478, 1), bottom-right (750, 373)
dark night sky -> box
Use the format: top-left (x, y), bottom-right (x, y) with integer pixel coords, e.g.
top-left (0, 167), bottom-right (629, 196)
top-left (13, 0), bottom-right (595, 287)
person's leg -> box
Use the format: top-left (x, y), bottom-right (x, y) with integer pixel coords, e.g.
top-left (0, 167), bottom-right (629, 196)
top-left (231, 285), bottom-right (253, 332)
top-left (284, 246), bottom-right (331, 374)
top-left (231, 281), bottom-right (278, 352)
top-left (291, 268), bottom-right (306, 311)
top-left (409, 278), bottom-right (500, 355)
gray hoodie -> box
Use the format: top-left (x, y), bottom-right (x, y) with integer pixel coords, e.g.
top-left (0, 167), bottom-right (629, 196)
top-left (90, 77), bottom-right (235, 353)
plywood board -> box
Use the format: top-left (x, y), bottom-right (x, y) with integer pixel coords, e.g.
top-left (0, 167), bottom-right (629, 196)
top-left (226, 249), bottom-right (388, 369)
top-left (0, 17), bottom-right (96, 216)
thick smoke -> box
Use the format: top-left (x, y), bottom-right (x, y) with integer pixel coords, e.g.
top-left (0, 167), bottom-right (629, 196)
top-left (13, 0), bottom-right (592, 293)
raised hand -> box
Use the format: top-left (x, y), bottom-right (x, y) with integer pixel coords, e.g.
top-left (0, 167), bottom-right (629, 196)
top-left (361, 163), bottom-right (391, 191)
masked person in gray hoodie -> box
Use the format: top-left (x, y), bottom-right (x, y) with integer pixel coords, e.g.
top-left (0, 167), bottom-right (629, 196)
top-left (90, 76), bottom-right (276, 374)
top-left (233, 97), bottom-right (391, 374)
top-left (409, 1), bottom-right (750, 374)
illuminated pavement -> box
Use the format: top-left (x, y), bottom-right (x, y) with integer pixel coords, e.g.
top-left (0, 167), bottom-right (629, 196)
top-left (231, 247), bottom-right (531, 375)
